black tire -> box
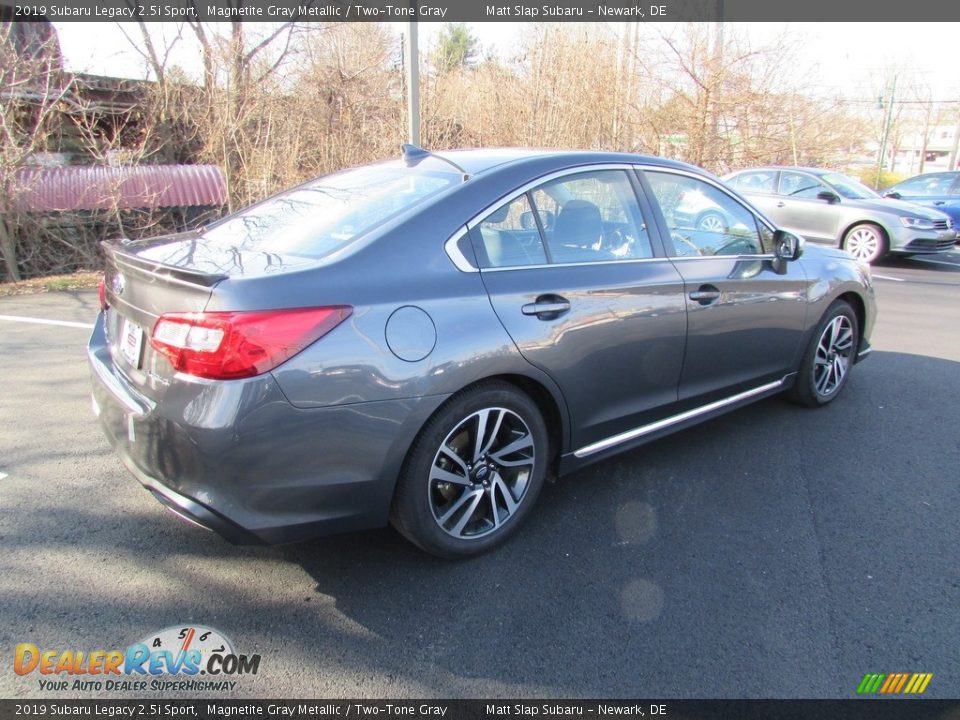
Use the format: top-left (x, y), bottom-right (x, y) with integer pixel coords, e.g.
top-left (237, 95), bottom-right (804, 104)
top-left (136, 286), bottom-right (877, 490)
top-left (390, 381), bottom-right (549, 558)
top-left (842, 222), bottom-right (888, 264)
top-left (787, 300), bottom-right (859, 407)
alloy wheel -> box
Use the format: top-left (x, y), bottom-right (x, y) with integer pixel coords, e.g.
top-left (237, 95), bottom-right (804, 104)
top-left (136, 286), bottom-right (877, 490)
top-left (813, 314), bottom-right (854, 397)
top-left (844, 226), bottom-right (881, 262)
top-left (428, 407), bottom-right (535, 540)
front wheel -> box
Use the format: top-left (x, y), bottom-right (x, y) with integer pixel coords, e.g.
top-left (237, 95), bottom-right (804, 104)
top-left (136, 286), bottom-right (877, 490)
top-left (391, 382), bottom-right (549, 558)
top-left (842, 223), bottom-right (887, 264)
top-left (787, 300), bottom-right (859, 407)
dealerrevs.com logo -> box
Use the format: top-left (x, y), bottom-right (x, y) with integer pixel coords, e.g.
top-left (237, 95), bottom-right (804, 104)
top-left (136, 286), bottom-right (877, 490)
top-left (14, 625), bottom-right (261, 693)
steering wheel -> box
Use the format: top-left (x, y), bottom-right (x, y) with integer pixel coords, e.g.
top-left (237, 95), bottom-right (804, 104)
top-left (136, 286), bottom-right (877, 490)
top-left (710, 238), bottom-right (758, 257)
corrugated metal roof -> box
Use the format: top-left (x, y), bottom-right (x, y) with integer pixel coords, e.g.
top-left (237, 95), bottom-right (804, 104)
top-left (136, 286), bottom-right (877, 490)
top-left (11, 164), bottom-right (227, 212)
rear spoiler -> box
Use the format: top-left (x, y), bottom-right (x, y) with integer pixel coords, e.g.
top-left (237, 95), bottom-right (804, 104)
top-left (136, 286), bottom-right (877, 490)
top-left (102, 240), bottom-right (228, 288)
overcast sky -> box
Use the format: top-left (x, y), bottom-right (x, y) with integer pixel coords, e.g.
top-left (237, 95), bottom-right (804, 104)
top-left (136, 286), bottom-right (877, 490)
top-left (54, 22), bottom-right (960, 107)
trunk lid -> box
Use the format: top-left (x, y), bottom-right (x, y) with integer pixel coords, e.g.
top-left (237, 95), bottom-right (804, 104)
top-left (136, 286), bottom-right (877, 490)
top-left (102, 236), bottom-right (223, 400)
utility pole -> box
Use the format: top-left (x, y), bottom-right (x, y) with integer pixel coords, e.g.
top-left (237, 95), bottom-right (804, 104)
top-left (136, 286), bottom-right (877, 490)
top-left (404, 20), bottom-right (421, 146)
top-left (947, 106), bottom-right (960, 172)
top-left (875, 75), bottom-right (896, 188)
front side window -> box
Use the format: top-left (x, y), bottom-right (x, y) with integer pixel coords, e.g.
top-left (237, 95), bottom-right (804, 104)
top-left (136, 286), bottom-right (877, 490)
top-left (645, 171), bottom-right (764, 257)
top-left (778, 171), bottom-right (828, 199)
top-left (893, 174), bottom-right (956, 197)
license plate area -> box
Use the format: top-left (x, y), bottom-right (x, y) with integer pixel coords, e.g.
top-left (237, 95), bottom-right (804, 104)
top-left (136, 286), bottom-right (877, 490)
top-left (120, 317), bottom-right (145, 369)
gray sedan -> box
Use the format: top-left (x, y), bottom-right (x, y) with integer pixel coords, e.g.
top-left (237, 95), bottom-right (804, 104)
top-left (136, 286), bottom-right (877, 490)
top-left (725, 166), bottom-right (955, 263)
top-left (90, 149), bottom-right (875, 558)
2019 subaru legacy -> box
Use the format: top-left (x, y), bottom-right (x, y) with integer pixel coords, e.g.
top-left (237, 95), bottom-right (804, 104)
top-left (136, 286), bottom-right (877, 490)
top-left (90, 148), bottom-right (875, 558)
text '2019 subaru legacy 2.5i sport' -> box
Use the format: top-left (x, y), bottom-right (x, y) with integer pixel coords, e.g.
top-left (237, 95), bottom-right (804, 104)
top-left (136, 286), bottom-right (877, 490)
top-left (90, 147), bottom-right (875, 558)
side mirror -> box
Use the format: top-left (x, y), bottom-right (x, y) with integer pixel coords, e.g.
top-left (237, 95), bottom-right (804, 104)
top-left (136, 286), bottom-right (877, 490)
top-left (773, 229), bottom-right (803, 262)
top-left (883, 190), bottom-right (902, 200)
top-left (817, 190), bottom-right (840, 203)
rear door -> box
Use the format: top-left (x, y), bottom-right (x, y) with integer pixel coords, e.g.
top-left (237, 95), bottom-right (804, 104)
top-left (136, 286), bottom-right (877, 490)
top-left (641, 168), bottom-right (810, 403)
top-left (471, 166), bottom-right (688, 450)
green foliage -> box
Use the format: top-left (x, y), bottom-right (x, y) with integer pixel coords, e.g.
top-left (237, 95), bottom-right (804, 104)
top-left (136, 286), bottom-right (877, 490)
top-left (434, 24), bottom-right (480, 74)
top-left (849, 167), bottom-right (907, 191)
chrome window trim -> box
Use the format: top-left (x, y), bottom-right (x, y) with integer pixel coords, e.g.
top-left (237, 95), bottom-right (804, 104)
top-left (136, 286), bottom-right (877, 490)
top-left (443, 226), bottom-right (478, 273)
top-left (481, 256), bottom-right (673, 273)
top-left (573, 377), bottom-right (788, 459)
top-left (465, 163), bottom-right (643, 232)
top-left (668, 254), bottom-right (777, 261)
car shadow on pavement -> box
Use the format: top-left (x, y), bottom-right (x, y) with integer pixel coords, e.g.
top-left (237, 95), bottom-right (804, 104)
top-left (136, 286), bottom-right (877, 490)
top-left (276, 350), bottom-right (960, 697)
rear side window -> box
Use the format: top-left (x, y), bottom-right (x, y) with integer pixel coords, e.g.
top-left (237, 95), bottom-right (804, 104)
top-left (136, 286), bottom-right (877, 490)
top-left (201, 164), bottom-right (459, 259)
top-left (728, 170), bottom-right (777, 194)
top-left (532, 171), bottom-right (653, 262)
top-left (474, 169), bottom-right (652, 268)
top-left (476, 194), bottom-right (548, 268)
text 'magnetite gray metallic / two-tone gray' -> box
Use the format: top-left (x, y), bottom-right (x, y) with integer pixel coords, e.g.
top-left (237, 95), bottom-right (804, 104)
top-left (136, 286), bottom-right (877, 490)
top-left (89, 148), bottom-right (875, 558)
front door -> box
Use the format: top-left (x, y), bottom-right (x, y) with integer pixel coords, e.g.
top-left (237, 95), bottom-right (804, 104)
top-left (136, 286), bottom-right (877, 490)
top-left (642, 169), bottom-right (811, 403)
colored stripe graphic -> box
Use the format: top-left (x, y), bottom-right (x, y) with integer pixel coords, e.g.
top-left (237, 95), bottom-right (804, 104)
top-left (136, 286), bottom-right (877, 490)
top-left (858, 673), bottom-right (932, 694)
top-left (857, 674), bottom-right (885, 694)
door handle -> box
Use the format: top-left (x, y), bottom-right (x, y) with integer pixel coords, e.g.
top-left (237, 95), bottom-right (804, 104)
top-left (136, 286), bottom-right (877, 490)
top-left (522, 295), bottom-right (571, 319)
top-left (688, 285), bottom-right (721, 305)
top-left (776, 201), bottom-right (786, 208)
top-left (934, 201), bottom-right (945, 205)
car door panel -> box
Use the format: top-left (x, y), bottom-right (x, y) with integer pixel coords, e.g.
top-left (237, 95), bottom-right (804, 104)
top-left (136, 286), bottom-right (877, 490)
top-left (478, 261), bottom-right (688, 448)
top-left (641, 168), bottom-right (810, 403)
top-left (670, 257), bottom-right (809, 401)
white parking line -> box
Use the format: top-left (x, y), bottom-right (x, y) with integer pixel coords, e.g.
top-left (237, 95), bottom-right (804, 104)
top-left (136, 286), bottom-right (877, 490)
top-left (872, 274), bottom-right (905, 282)
top-left (912, 258), bottom-right (960, 269)
top-left (0, 314), bottom-right (94, 329)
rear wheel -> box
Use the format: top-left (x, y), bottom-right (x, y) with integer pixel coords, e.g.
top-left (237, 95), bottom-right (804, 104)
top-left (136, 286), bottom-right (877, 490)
top-left (391, 382), bottom-right (548, 558)
top-left (788, 300), bottom-right (859, 407)
top-left (842, 223), bottom-right (887, 264)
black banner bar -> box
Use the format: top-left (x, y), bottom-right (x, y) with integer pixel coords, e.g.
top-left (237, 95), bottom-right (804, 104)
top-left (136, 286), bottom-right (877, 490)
top-left (1, 700), bottom-right (959, 720)
top-left (2, 0), bottom-right (960, 22)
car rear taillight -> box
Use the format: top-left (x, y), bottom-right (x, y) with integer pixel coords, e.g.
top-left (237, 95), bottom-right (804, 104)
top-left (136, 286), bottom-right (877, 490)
top-left (98, 277), bottom-right (107, 311)
top-left (150, 307), bottom-right (352, 380)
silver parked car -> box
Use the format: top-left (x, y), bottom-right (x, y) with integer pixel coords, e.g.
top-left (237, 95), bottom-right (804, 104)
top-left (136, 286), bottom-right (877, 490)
top-left (725, 166), bottom-right (955, 264)
top-left (90, 148), bottom-right (876, 558)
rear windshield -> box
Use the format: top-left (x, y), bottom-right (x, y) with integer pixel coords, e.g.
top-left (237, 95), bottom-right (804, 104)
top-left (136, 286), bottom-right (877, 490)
top-left (201, 164), bottom-right (459, 258)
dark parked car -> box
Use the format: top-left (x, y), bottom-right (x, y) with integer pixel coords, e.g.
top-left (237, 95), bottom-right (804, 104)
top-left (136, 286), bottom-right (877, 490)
top-left (884, 171), bottom-right (960, 237)
top-left (90, 148), bottom-right (876, 558)
top-left (725, 166), bottom-right (955, 264)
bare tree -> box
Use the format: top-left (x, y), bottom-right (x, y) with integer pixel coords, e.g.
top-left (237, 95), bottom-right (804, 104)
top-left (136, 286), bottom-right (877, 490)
top-left (0, 23), bottom-right (72, 281)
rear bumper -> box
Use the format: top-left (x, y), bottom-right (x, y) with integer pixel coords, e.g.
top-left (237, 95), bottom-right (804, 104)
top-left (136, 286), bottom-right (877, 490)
top-left (88, 314), bottom-right (447, 544)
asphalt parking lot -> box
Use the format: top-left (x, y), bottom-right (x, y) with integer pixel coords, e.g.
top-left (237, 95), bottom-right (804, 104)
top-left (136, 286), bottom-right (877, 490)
top-left (1, 251), bottom-right (958, 700)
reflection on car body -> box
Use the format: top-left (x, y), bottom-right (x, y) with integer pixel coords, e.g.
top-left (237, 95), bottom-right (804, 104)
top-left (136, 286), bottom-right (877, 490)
top-left (726, 166), bottom-right (955, 263)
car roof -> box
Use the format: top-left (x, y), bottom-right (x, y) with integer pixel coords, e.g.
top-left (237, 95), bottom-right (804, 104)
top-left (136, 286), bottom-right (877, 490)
top-left (416, 148), bottom-right (702, 176)
top-left (729, 166), bottom-right (832, 176)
